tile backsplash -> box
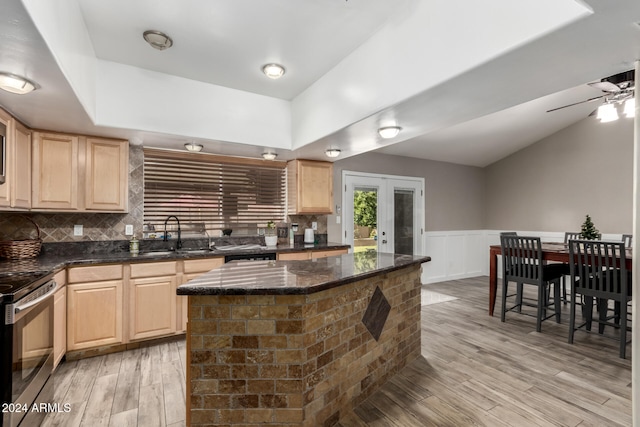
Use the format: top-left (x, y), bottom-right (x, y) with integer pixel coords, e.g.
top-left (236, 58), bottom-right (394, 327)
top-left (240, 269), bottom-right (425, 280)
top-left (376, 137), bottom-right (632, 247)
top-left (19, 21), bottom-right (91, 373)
top-left (0, 145), bottom-right (144, 243)
top-left (0, 146), bottom-right (332, 243)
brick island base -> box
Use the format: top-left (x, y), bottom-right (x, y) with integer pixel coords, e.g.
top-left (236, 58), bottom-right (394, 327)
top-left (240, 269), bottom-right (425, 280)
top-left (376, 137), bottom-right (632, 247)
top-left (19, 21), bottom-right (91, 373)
top-left (186, 264), bottom-right (422, 426)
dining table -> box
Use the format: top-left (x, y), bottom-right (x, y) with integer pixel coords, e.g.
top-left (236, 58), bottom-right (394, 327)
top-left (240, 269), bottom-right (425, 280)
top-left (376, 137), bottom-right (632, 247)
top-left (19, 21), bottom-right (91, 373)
top-left (488, 242), bottom-right (633, 316)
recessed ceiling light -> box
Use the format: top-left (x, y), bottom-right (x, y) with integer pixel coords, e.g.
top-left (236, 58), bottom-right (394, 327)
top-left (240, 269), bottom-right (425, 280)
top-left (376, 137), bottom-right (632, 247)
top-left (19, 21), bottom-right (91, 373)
top-left (378, 126), bottom-right (402, 139)
top-left (184, 142), bottom-right (203, 152)
top-left (262, 63), bottom-right (286, 79)
top-left (0, 72), bottom-right (37, 95)
top-left (143, 30), bottom-right (173, 51)
top-left (262, 152), bottom-right (277, 160)
top-left (325, 148), bottom-right (341, 158)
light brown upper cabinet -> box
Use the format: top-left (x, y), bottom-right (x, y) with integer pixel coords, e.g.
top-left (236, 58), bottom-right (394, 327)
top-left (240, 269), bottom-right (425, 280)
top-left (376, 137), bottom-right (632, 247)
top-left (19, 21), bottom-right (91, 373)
top-left (0, 108), bottom-right (31, 209)
top-left (287, 159), bottom-right (333, 214)
top-left (32, 132), bottom-right (128, 212)
top-left (85, 137), bottom-right (128, 211)
top-left (32, 132), bottom-right (79, 210)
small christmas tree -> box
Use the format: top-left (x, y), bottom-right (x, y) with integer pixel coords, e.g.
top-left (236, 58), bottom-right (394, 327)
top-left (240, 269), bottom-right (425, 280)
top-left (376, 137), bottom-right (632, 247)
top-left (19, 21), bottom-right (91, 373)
top-left (580, 214), bottom-right (600, 240)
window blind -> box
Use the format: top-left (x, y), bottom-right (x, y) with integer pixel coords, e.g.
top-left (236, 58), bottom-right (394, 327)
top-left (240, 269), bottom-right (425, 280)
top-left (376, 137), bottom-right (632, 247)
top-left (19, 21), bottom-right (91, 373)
top-left (144, 149), bottom-right (286, 236)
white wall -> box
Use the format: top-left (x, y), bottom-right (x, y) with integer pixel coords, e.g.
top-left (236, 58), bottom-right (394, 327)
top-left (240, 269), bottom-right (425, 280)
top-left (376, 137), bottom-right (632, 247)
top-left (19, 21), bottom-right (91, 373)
top-left (422, 229), bottom-right (628, 284)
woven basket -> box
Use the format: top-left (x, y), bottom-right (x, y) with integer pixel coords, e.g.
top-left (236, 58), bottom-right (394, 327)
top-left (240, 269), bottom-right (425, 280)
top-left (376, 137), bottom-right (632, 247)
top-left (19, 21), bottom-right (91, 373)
top-left (0, 217), bottom-right (42, 259)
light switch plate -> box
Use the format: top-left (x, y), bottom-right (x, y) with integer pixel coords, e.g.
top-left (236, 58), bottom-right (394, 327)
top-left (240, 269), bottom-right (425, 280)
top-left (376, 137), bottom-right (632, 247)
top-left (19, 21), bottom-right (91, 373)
top-left (73, 224), bottom-right (83, 236)
top-left (312, 221), bottom-right (317, 230)
top-left (125, 224), bottom-right (133, 235)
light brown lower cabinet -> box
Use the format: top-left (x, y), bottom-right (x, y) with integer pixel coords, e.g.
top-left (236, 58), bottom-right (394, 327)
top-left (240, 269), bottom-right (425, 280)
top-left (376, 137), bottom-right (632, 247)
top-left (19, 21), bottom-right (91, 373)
top-left (67, 279), bottom-right (124, 351)
top-left (129, 275), bottom-right (177, 340)
top-left (179, 258), bottom-right (225, 332)
top-left (277, 248), bottom-right (348, 260)
top-left (53, 285), bottom-right (66, 368)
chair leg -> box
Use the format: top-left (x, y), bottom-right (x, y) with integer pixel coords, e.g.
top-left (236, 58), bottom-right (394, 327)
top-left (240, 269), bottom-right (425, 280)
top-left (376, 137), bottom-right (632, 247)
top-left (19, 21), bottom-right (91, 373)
top-left (562, 275), bottom-right (568, 305)
top-left (597, 298), bottom-right (608, 334)
top-left (568, 289), bottom-right (577, 344)
top-left (553, 279), bottom-right (561, 323)
top-left (536, 284), bottom-right (544, 333)
top-left (584, 296), bottom-right (593, 331)
top-left (516, 282), bottom-right (523, 313)
top-left (619, 299), bottom-right (628, 359)
top-left (501, 278), bottom-right (508, 323)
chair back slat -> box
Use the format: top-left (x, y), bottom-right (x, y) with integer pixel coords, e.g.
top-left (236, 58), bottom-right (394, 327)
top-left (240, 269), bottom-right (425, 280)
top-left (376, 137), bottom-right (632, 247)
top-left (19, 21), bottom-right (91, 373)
top-left (500, 235), bottom-right (543, 284)
top-left (568, 240), bottom-right (627, 300)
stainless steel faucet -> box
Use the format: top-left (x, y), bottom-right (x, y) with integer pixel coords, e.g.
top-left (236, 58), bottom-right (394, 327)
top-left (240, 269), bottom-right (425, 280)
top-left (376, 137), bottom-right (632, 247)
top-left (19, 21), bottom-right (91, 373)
top-left (163, 215), bottom-right (182, 250)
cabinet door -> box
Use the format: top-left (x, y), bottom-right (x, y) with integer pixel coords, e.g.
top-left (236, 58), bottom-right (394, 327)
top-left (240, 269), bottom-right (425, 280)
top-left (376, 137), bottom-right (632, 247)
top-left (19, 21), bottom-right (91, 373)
top-left (53, 286), bottom-right (66, 368)
top-left (288, 160), bottom-right (333, 214)
top-left (179, 258), bottom-right (224, 332)
top-left (130, 275), bottom-right (177, 340)
top-left (12, 121), bottom-right (31, 208)
top-left (0, 109), bottom-right (11, 207)
top-left (32, 132), bottom-right (79, 210)
top-left (67, 280), bottom-right (123, 351)
top-left (85, 138), bottom-right (128, 211)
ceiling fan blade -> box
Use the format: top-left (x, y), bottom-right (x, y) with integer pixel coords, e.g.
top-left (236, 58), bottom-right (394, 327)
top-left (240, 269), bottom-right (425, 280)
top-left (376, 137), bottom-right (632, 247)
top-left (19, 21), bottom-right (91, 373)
top-left (546, 95), bottom-right (605, 113)
top-left (588, 81), bottom-right (621, 92)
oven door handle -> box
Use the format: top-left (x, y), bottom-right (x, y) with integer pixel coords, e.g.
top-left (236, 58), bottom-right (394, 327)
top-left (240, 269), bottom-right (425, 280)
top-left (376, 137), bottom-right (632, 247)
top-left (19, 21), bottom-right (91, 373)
top-left (13, 280), bottom-right (58, 314)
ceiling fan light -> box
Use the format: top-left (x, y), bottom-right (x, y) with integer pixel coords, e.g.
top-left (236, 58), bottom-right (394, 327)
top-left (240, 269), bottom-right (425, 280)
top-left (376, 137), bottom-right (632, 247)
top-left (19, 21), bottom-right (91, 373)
top-left (325, 148), bottom-right (341, 158)
top-left (596, 103), bottom-right (619, 122)
top-left (623, 98), bottom-right (635, 118)
top-left (262, 63), bottom-right (286, 79)
top-left (262, 152), bottom-right (277, 160)
top-left (377, 126), bottom-right (401, 139)
top-left (184, 142), bottom-right (203, 152)
top-left (143, 30), bottom-right (173, 50)
top-left (0, 72), bottom-right (37, 94)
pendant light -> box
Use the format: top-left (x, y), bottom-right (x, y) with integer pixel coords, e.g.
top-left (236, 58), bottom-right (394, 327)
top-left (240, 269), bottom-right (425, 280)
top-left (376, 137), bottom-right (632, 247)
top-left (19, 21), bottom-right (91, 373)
top-left (596, 103), bottom-right (619, 122)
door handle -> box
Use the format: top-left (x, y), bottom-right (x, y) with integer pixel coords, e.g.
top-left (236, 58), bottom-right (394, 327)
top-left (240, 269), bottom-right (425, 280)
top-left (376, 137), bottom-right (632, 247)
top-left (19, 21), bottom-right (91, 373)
top-left (382, 240), bottom-right (387, 244)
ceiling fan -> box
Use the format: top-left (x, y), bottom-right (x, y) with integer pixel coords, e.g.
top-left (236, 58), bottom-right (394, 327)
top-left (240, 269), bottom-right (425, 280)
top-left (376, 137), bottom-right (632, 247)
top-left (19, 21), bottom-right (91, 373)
top-left (546, 69), bottom-right (635, 113)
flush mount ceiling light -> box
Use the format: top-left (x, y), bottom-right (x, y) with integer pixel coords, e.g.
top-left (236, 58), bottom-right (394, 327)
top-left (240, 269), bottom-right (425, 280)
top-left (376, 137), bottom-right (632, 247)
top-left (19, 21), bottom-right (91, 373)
top-left (325, 148), bottom-right (341, 158)
top-left (184, 142), bottom-right (203, 152)
top-left (377, 126), bottom-right (402, 139)
top-left (0, 72), bottom-right (37, 95)
top-left (143, 30), bottom-right (173, 51)
top-left (262, 152), bottom-right (277, 160)
top-left (261, 63), bottom-right (286, 79)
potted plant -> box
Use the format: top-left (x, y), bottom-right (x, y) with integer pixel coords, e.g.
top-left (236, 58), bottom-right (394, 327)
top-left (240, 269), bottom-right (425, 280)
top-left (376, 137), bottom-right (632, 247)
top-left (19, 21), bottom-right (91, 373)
top-left (580, 214), bottom-right (600, 240)
top-left (264, 221), bottom-right (278, 246)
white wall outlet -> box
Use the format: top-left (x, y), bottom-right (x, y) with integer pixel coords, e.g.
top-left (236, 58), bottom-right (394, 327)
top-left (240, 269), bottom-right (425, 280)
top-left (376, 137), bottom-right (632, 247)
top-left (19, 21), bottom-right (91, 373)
top-left (73, 224), bottom-right (83, 236)
top-left (125, 224), bottom-right (133, 235)
top-left (312, 221), bottom-right (317, 230)
top-left (336, 216), bottom-right (341, 224)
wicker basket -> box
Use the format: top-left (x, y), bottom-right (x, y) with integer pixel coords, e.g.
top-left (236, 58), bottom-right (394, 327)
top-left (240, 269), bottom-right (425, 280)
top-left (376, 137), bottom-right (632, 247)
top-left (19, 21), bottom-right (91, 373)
top-left (0, 217), bottom-right (42, 259)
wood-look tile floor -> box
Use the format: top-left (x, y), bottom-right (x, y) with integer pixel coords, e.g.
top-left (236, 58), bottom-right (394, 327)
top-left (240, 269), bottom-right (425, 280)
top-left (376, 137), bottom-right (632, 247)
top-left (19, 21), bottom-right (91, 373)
top-left (41, 277), bottom-right (632, 427)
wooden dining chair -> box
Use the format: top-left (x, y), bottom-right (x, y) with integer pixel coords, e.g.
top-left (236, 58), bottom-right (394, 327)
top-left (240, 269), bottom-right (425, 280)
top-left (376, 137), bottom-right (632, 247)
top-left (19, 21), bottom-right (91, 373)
top-left (568, 240), bottom-right (632, 359)
top-left (500, 235), bottom-right (564, 332)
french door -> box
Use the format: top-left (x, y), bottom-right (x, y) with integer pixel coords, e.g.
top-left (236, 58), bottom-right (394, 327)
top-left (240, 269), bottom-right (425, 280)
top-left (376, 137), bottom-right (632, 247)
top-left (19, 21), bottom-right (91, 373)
top-left (343, 171), bottom-right (424, 255)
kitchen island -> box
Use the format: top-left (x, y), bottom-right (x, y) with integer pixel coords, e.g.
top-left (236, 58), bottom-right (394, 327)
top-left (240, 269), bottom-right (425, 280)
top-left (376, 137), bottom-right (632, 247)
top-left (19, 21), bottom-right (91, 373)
top-left (177, 251), bottom-right (430, 427)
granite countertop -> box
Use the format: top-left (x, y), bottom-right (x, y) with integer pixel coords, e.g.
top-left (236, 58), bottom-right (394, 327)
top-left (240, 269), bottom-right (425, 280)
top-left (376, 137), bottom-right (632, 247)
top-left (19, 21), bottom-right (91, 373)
top-left (177, 252), bottom-right (431, 296)
top-left (0, 242), bottom-right (350, 276)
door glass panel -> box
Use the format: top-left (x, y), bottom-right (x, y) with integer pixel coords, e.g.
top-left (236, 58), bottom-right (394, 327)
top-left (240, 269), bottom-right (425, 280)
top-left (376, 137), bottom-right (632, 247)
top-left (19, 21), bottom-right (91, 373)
top-left (393, 189), bottom-right (414, 255)
top-left (353, 187), bottom-right (378, 254)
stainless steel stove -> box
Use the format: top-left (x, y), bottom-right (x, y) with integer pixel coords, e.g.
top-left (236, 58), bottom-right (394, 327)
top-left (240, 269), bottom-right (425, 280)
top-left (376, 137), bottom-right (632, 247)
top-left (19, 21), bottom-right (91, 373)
top-left (1, 271), bottom-right (57, 427)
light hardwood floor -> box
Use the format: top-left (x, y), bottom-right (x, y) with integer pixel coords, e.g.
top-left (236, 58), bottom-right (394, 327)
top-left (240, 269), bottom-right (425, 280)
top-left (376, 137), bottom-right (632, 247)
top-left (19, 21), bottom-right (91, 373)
top-left (41, 276), bottom-right (631, 427)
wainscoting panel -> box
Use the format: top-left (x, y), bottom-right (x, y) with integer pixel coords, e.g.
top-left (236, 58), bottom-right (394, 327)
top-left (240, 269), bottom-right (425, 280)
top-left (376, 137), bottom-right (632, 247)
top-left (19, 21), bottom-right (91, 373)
top-left (423, 230), bottom-right (627, 285)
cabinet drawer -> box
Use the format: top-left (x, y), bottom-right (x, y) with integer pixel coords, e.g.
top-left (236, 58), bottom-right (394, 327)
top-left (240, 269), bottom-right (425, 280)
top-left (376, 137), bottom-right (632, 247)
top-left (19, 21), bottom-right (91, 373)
top-left (53, 269), bottom-right (67, 287)
top-left (183, 257), bottom-right (224, 274)
top-left (68, 264), bottom-right (123, 283)
top-left (311, 249), bottom-right (348, 259)
top-left (277, 251), bottom-right (310, 261)
top-left (130, 261), bottom-right (177, 278)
